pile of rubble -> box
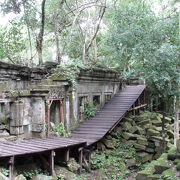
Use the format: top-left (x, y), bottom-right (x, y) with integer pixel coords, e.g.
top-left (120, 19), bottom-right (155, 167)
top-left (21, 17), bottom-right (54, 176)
top-left (136, 140), bottom-right (180, 180)
top-left (118, 111), bottom-right (174, 162)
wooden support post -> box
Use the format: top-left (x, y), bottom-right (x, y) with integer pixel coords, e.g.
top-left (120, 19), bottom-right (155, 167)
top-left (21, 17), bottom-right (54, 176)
top-left (133, 104), bottom-right (136, 115)
top-left (9, 156), bottom-right (14, 180)
top-left (64, 149), bottom-right (70, 162)
top-left (60, 100), bottom-right (64, 124)
top-left (78, 147), bottom-right (83, 174)
top-left (49, 150), bottom-right (56, 176)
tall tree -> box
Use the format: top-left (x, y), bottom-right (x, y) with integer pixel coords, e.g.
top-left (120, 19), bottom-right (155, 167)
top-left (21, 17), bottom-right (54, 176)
top-left (36, 0), bottom-right (46, 65)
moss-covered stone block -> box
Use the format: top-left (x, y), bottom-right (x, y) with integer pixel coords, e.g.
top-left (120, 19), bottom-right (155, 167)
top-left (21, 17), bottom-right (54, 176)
top-left (123, 121), bottom-right (132, 131)
top-left (177, 139), bottom-right (180, 153)
top-left (137, 120), bottom-right (150, 126)
top-left (167, 130), bottom-right (174, 139)
top-left (134, 143), bottom-right (146, 150)
top-left (167, 153), bottom-right (176, 161)
top-left (129, 126), bottom-right (138, 133)
top-left (174, 159), bottom-right (180, 165)
top-left (162, 168), bottom-right (177, 180)
top-left (154, 164), bottom-right (171, 174)
top-left (147, 129), bottom-right (160, 136)
top-left (176, 162), bottom-right (180, 171)
top-left (147, 174), bottom-right (160, 180)
top-left (122, 132), bottom-right (137, 140)
top-left (146, 148), bottom-right (155, 153)
top-left (136, 172), bottom-right (150, 180)
top-left (137, 137), bottom-right (148, 146)
top-left (152, 120), bottom-right (162, 127)
top-left (137, 127), bottom-right (146, 135)
top-left (137, 152), bottom-right (153, 163)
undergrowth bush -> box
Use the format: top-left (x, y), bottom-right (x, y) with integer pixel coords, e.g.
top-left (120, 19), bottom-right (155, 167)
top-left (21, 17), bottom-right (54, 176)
top-left (82, 101), bottom-right (98, 119)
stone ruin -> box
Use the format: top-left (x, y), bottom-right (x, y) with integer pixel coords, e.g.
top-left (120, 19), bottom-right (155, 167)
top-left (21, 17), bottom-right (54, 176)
top-left (0, 61), bottom-right (121, 139)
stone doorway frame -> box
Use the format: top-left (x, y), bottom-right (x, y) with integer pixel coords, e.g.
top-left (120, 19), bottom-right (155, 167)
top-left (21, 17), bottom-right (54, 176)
top-left (46, 98), bottom-right (64, 137)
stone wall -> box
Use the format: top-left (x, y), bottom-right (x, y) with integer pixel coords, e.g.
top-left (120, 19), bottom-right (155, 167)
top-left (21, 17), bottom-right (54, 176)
top-left (0, 62), bottom-right (121, 138)
top-left (69, 68), bottom-right (121, 129)
top-left (0, 61), bottom-right (45, 94)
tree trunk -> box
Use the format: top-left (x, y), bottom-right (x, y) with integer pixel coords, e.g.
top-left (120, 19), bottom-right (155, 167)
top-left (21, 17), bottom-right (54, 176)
top-left (36, 0), bottom-right (46, 66)
top-left (55, 25), bottom-right (62, 64)
top-left (174, 96), bottom-right (179, 146)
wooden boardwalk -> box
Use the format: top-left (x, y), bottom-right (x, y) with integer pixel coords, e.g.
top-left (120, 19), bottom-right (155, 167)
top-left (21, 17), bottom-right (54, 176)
top-left (0, 85), bottom-right (145, 179)
top-left (73, 85), bottom-right (146, 145)
top-left (0, 137), bottom-right (86, 158)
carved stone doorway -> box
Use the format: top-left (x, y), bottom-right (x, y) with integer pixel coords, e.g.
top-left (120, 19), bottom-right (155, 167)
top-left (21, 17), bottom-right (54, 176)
top-left (46, 98), bottom-right (64, 137)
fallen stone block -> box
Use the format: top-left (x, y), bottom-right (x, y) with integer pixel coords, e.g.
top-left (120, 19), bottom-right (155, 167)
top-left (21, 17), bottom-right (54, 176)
top-left (147, 174), bottom-right (160, 180)
top-left (147, 129), bottom-right (160, 136)
top-left (137, 152), bottom-right (153, 163)
top-left (177, 139), bottom-right (180, 153)
top-left (146, 148), bottom-right (155, 153)
top-left (137, 137), bottom-right (148, 146)
top-left (176, 162), bottom-right (180, 171)
top-left (154, 164), bottom-right (171, 174)
top-left (122, 132), bottom-right (137, 140)
top-left (162, 168), bottom-right (177, 180)
top-left (123, 121), bottom-right (132, 131)
top-left (134, 143), bottom-right (146, 151)
top-left (125, 159), bottom-right (136, 168)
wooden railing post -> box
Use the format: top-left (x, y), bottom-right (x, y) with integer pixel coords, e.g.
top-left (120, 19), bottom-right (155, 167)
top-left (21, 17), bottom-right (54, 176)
top-left (49, 150), bottom-right (56, 176)
top-left (9, 156), bottom-right (14, 180)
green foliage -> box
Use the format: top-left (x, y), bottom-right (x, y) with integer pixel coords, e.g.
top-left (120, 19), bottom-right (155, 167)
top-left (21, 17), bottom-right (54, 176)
top-left (56, 174), bottom-right (66, 180)
top-left (100, 0), bottom-right (179, 112)
top-left (82, 101), bottom-right (98, 119)
top-left (1, 168), bottom-right (9, 177)
top-left (51, 63), bottom-right (82, 87)
top-left (0, 21), bottom-right (26, 63)
top-left (22, 168), bottom-right (43, 180)
top-left (50, 122), bottom-right (68, 137)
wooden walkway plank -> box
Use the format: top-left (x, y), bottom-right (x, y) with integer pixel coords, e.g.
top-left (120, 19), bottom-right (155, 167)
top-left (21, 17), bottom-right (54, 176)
top-left (73, 85), bottom-right (146, 145)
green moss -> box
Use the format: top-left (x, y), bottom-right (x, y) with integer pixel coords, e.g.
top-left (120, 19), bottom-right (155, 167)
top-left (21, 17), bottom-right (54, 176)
top-left (162, 168), bottom-right (178, 180)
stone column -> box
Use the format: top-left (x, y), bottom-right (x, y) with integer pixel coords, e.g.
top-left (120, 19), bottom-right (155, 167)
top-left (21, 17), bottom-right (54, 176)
top-left (10, 100), bottom-right (24, 135)
top-left (31, 97), bottom-right (45, 137)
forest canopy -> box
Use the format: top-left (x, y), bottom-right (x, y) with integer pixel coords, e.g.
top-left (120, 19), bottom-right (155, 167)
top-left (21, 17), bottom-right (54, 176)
top-left (0, 0), bottom-right (179, 108)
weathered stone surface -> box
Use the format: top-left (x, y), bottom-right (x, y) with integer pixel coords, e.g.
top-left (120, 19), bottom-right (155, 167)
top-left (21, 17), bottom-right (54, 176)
top-left (97, 142), bottom-right (106, 151)
top-left (0, 172), bottom-right (8, 180)
top-left (137, 137), bottom-right (148, 146)
top-left (136, 172), bottom-right (148, 180)
top-left (137, 152), bottom-right (153, 163)
top-left (147, 174), bottom-right (160, 180)
top-left (167, 130), bottom-right (174, 139)
top-left (174, 159), bottom-right (180, 165)
top-left (154, 164), bottom-right (170, 174)
top-left (167, 153), bottom-right (176, 161)
top-left (0, 130), bottom-right (9, 137)
top-left (103, 138), bottom-right (116, 149)
top-left (123, 121), bottom-right (132, 131)
top-left (147, 129), bottom-right (160, 136)
top-left (162, 168), bottom-right (177, 180)
top-left (146, 148), bottom-right (155, 153)
top-left (134, 143), bottom-right (146, 150)
top-left (54, 166), bottom-right (76, 179)
top-left (67, 158), bottom-right (80, 172)
top-left (32, 174), bottom-right (53, 180)
top-left (129, 126), bottom-right (138, 134)
top-left (177, 139), bottom-right (180, 153)
top-left (122, 132), bottom-right (136, 140)
top-left (15, 174), bottom-right (26, 180)
top-left (176, 162), bottom-right (180, 171)
top-left (152, 120), bottom-right (162, 127)
top-left (137, 120), bottom-right (150, 126)
top-left (125, 159), bottom-right (136, 167)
